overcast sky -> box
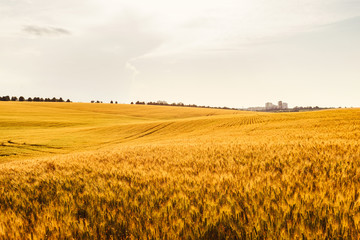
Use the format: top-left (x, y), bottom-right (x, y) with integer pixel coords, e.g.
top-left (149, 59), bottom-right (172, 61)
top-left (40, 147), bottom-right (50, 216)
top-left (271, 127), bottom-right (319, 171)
top-left (1, 0), bottom-right (360, 108)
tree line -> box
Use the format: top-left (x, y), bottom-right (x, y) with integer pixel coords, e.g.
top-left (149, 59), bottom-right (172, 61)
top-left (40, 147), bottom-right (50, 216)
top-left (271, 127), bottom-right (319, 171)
top-left (91, 100), bottom-right (118, 104)
top-left (89, 99), bottom-right (234, 110)
top-left (0, 96), bottom-right (71, 102)
top-left (1, 96), bottom-right (236, 110)
top-left (131, 100), bottom-right (235, 110)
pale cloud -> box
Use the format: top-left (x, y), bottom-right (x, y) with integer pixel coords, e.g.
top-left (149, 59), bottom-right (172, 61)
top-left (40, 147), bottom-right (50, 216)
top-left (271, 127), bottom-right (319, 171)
top-left (0, 0), bottom-right (359, 106)
top-left (125, 61), bottom-right (140, 80)
top-left (23, 25), bottom-right (71, 36)
top-left (115, 0), bottom-right (360, 59)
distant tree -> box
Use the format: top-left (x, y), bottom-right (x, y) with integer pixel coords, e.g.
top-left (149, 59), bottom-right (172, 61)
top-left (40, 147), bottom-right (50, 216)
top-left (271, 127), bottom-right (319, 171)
top-left (91, 100), bottom-right (95, 103)
top-left (66, 99), bottom-right (71, 103)
top-left (58, 97), bottom-right (64, 102)
top-left (115, 101), bottom-right (118, 104)
top-left (131, 102), bottom-right (134, 104)
top-left (11, 96), bottom-right (18, 101)
top-left (1, 96), bottom-right (11, 101)
top-left (51, 97), bottom-right (57, 102)
top-left (96, 100), bottom-right (100, 103)
top-left (27, 97), bottom-right (33, 102)
top-left (19, 96), bottom-right (25, 102)
top-left (110, 100), bottom-right (113, 104)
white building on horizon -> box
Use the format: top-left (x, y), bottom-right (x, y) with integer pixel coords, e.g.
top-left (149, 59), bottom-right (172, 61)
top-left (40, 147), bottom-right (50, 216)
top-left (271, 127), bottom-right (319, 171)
top-left (265, 102), bottom-right (277, 110)
top-left (265, 101), bottom-right (288, 110)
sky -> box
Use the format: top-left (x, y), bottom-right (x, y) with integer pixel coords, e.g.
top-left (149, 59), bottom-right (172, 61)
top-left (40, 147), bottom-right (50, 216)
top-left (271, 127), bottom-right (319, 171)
top-left (1, 0), bottom-right (360, 108)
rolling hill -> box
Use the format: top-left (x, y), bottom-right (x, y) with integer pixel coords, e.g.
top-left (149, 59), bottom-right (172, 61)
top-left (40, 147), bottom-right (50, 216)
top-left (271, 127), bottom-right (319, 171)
top-left (0, 102), bottom-right (360, 239)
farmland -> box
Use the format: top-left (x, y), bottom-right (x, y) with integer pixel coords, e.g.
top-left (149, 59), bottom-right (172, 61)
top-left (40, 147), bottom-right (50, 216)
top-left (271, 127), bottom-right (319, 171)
top-left (0, 102), bottom-right (360, 239)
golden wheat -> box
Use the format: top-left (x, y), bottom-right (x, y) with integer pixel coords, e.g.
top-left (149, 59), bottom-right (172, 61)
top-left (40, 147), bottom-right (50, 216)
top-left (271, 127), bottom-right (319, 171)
top-left (0, 103), bottom-right (359, 239)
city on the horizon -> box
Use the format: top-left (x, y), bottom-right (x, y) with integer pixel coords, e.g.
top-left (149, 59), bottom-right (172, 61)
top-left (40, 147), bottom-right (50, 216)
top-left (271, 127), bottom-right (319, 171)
top-left (245, 101), bottom-right (335, 112)
top-left (246, 101), bottom-right (288, 111)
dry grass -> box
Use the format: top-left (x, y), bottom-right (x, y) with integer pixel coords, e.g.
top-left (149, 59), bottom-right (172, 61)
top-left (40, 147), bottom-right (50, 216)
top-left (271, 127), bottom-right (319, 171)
top-left (0, 103), bottom-right (360, 239)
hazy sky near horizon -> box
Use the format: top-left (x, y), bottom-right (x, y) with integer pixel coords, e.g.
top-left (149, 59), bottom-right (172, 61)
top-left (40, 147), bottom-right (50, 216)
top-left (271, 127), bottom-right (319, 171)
top-left (1, 0), bottom-right (360, 108)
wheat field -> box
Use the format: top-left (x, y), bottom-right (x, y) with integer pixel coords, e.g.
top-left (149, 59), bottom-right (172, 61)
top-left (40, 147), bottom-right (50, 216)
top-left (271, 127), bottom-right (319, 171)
top-left (0, 102), bottom-right (360, 239)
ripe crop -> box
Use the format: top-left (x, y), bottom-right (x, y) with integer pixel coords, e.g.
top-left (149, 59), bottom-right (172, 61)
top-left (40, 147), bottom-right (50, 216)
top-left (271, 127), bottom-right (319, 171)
top-left (0, 103), bottom-right (359, 239)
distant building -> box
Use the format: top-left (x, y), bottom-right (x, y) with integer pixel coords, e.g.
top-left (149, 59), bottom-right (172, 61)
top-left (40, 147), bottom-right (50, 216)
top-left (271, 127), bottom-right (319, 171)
top-left (265, 102), bottom-right (277, 110)
top-left (265, 102), bottom-right (271, 109)
top-left (265, 100), bottom-right (288, 110)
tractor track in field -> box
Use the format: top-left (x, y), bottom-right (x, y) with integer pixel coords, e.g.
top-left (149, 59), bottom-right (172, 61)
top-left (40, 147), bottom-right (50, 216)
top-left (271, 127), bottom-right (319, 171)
top-left (126, 122), bottom-right (174, 140)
